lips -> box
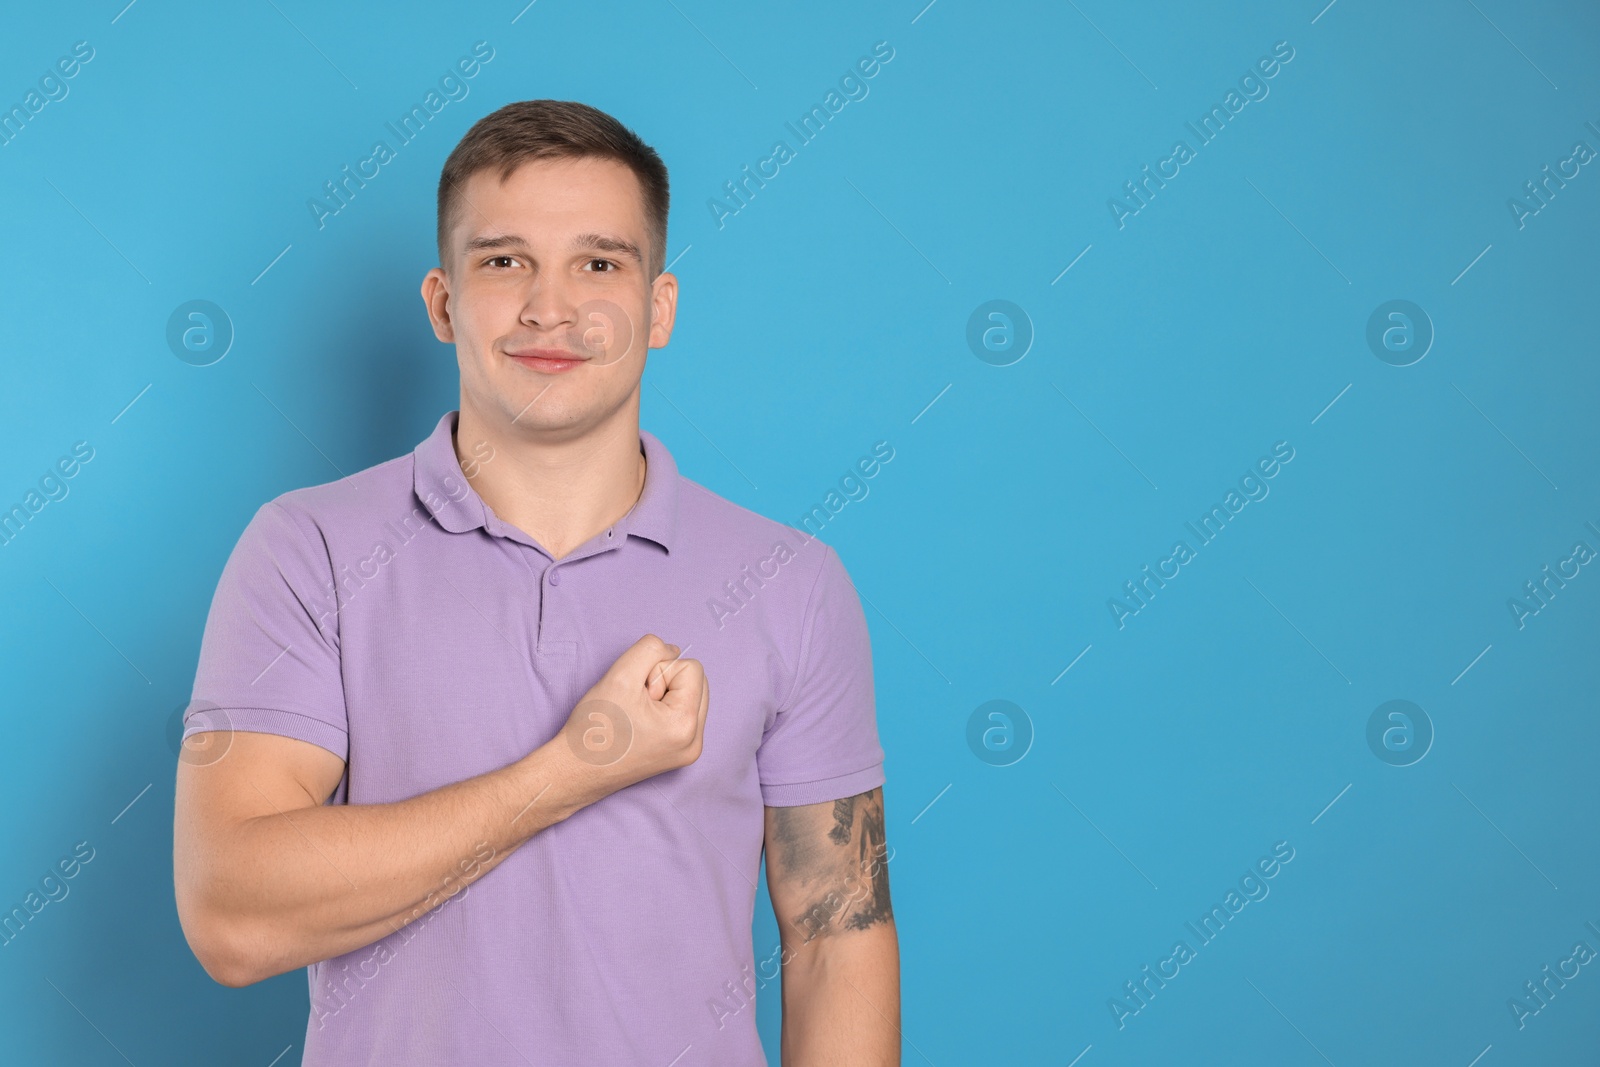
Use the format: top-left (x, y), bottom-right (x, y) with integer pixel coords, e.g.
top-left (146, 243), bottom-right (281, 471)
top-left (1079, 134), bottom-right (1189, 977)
top-left (507, 347), bottom-right (587, 373)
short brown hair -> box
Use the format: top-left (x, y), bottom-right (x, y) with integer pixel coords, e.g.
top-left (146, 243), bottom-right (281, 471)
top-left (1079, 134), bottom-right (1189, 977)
top-left (436, 99), bottom-right (670, 278)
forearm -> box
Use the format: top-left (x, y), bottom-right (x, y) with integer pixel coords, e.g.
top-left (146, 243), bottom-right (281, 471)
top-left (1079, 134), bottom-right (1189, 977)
top-left (199, 739), bottom-right (605, 983)
top-left (780, 922), bottom-right (901, 1066)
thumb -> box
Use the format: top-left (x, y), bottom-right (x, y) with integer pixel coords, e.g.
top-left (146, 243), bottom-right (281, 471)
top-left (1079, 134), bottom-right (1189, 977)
top-left (613, 635), bottom-right (680, 689)
top-left (646, 656), bottom-right (673, 702)
top-left (658, 658), bottom-right (703, 715)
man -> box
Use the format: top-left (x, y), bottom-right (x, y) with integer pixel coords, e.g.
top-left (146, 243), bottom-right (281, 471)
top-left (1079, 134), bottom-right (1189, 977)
top-left (173, 99), bottom-right (899, 1065)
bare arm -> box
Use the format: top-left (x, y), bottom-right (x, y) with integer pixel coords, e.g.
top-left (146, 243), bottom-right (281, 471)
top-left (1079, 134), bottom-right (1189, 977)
top-left (174, 729), bottom-right (589, 987)
top-left (174, 634), bottom-right (708, 987)
top-left (765, 786), bottom-right (901, 1066)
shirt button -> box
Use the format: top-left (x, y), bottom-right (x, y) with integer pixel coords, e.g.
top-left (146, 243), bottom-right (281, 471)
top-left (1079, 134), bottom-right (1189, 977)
top-left (548, 568), bottom-right (561, 587)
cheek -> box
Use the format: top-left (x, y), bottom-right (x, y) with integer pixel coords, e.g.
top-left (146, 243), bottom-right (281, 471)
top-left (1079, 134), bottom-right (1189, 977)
top-left (452, 330), bottom-right (491, 375)
top-left (575, 296), bottom-right (646, 367)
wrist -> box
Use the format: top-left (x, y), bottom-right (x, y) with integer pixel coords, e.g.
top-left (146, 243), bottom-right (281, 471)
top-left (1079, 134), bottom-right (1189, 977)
top-left (519, 730), bottom-right (614, 824)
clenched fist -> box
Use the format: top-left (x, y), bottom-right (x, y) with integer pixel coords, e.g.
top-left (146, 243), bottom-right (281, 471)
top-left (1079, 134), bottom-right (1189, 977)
top-left (556, 634), bottom-right (709, 795)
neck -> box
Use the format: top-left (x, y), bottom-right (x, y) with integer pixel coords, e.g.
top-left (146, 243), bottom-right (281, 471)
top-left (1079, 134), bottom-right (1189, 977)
top-left (452, 400), bottom-right (647, 560)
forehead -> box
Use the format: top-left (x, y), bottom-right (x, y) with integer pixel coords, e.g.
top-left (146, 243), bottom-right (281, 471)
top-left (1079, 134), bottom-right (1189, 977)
top-left (454, 156), bottom-right (646, 248)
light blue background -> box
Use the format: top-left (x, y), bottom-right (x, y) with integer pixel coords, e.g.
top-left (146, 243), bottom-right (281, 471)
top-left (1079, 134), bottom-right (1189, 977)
top-left (2, 0), bottom-right (1597, 1063)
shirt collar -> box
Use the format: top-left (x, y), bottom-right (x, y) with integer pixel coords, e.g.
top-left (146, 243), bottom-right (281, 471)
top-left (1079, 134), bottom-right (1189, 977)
top-left (411, 410), bottom-right (678, 554)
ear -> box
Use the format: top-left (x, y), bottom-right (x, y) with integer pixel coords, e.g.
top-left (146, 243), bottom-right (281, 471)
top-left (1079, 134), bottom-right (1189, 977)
top-left (421, 267), bottom-right (456, 344)
top-left (646, 271), bottom-right (678, 350)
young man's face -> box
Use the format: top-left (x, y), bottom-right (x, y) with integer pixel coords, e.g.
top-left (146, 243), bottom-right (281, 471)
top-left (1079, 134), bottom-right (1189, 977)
top-left (422, 155), bottom-right (676, 440)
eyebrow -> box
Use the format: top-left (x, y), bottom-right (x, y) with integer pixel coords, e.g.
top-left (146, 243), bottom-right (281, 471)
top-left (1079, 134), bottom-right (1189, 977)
top-left (461, 231), bottom-right (643, 263)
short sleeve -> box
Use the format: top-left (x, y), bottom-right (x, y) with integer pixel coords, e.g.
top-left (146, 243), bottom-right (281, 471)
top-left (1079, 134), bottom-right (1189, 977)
top-left (757, 544), bottom-right (886, 807)
top-left (185, 500), bottom-right (349, 762)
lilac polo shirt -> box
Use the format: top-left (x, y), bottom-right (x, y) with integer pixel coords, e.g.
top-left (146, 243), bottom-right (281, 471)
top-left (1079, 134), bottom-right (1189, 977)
top-left (185, 409), bottom-right (886, 1065)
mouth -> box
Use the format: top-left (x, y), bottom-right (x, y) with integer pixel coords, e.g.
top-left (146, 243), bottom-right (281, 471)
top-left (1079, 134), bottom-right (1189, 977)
top-left (506, 347), bottom-right (588, 374)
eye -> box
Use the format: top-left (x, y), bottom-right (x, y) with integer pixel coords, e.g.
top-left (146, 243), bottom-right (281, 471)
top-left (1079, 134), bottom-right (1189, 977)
top-left (583, 258), bottom-right (618, 273)
top-left (485, 255), bottom-right (521, 269)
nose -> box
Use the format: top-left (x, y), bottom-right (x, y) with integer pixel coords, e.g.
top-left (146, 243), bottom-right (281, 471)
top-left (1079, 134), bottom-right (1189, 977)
top-left (518, 274), bottom-right (579, 333)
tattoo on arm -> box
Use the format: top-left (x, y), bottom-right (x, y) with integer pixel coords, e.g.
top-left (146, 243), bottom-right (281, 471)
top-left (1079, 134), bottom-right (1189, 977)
top-left (829, 797), bottom-right (855, 844)
top-left (770, 787), bottom-right (895, 945)
top-left (844, 790), bottom-right (891, 930)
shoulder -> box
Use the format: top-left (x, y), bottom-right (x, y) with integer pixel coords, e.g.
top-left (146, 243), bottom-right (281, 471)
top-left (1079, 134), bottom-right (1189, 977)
top-left (252, 451), bottom-right (418, 547)
top-left (678, 475), bottom-right (810, 544)
top-left (222, 451), bottom-right (425, 566)
top-left (676, 474), bottom-right (840, 577)
top-left (673, 474), bottom-right (866, 644)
